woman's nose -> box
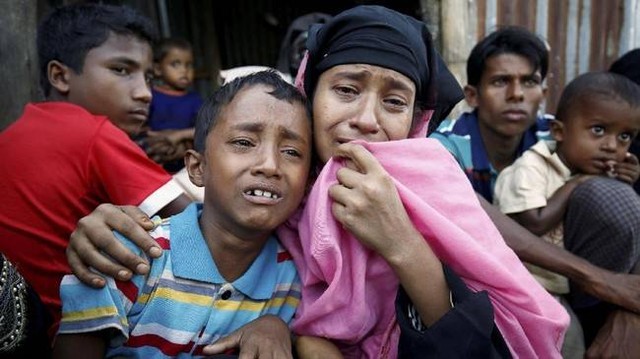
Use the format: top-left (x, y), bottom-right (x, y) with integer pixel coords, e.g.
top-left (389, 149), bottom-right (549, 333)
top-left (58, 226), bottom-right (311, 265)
top-left (349, 97), bottom-right (380, 134)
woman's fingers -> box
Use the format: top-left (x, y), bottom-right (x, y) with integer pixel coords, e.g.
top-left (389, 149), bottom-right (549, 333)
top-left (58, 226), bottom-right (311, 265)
top-left (67, 204), bottom-right (161, 286)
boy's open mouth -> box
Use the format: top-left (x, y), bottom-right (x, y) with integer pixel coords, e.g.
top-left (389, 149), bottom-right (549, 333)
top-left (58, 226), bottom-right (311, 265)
top-left (244, 189), bottom-right (281, 200)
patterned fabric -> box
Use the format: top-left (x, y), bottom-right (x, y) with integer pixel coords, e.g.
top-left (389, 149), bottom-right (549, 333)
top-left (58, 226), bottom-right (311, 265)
top-left (494, 140), bottom-right (571, 294)
top-left (564, 177), bottom-right (640, 308)
top-left (58, 203), bottom-right (300, 358)
top-left (430, 111), bottom-right (551, 202)
top-left (0, 254), bottom-right (28, 353)
top-left (0, 253), bottom-right (53, 356)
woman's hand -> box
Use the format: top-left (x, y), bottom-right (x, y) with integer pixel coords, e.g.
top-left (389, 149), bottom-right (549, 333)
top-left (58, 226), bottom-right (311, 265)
top-left (328, 142), bottom-right (416, 261)
top-left (328, 143), bottom-right (450, 325)
top-left (67, 204), bottom-right (161, 287)
top-left (202, 315), bottom-right (293, 359)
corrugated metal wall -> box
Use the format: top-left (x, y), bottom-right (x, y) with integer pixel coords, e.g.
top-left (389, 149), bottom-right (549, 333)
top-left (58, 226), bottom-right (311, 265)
top-left (465, 0), bottom-right (640, 114)
top-left (133, 0), bottom-right (640, 113)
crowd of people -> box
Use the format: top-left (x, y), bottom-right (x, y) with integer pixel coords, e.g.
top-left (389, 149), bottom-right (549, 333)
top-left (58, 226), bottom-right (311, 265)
top-left (1, 2), bottom-right (639, 358)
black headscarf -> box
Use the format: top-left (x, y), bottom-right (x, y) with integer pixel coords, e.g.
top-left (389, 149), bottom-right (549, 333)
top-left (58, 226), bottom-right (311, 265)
top-left (276, 12), bottom-right (332, 77)
top-left (302, 5), bottom-right (463, 134)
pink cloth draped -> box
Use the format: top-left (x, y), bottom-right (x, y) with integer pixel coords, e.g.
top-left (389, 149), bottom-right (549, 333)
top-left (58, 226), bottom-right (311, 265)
top-left (277, 138), bottom-right (568, 358)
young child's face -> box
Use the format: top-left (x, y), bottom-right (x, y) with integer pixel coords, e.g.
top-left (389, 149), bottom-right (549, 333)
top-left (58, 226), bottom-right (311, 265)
top-left (466, 53), bottom-right (546, 139)
top-left (554, 96), bottom-right (640, 175)
top-left (195, 85), bottom-right (311, 235)
top-left (65, 32), bottom-right (153, 137)
top-left (155, 47), bottom-right (195, 91)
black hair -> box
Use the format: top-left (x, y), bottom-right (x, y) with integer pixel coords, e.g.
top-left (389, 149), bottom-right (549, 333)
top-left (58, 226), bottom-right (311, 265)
top-left (466, 26), bottom-right (549, 87)
top-left (194, 70), bottom-right (310, 152)
top-left (609, 49), bottom-right (640, 86)
top-left (153, 37), bottom-right (193, 63)
top-left (37, 3), bottom-right (157, 97)
top-left (556, 72), bottom-right (640, 122)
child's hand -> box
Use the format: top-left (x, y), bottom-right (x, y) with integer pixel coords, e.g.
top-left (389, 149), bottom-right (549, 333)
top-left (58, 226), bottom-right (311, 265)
top-left (147, 129), bottom-right (190, 147)
top-left (145, 140), bottom-right (175, 163)
top-left (202, 315), bottom-right (293, 358)
top-left (295, 336), bottom-right (344, 359)
top-left (614, 152), bottom-right (640, 184)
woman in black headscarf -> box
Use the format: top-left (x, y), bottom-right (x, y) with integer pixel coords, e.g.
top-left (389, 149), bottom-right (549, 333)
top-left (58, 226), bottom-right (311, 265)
top-left (286, 6), bottom-right (564, 358)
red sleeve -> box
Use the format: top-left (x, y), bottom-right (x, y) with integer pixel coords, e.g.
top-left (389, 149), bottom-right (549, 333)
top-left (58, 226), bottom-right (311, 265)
top-left (87, 121), bottom-right (172, 206)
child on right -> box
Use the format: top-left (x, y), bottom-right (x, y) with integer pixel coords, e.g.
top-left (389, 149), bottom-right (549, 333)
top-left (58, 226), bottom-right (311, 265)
top-left (143, 37), bottom-right (203, 173)
top-left (54, 71), bottom-right (311, 358)
top-left (494, 71), bottom-right (640, 347)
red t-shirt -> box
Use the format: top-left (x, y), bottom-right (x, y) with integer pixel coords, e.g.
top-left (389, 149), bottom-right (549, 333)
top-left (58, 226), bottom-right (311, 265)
top-left (0, 102), bottom-right (174, 328)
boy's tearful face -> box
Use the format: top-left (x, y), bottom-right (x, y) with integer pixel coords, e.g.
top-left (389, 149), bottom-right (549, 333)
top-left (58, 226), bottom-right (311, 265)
top-left (65, 32), bottom-right (153, 137)
top-left (197, 85), bottom-right (312, 236)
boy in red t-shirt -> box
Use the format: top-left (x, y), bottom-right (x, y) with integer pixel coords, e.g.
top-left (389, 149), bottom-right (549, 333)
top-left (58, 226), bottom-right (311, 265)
top-left (0, 3), bottom-right (191, 336)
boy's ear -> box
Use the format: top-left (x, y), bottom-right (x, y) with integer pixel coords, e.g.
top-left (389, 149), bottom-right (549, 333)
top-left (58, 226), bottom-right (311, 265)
top-left (550, 119), bottom-right (564, 142)
top-left (185, 150), bottom-right (205, 187)
top-left (464, 85), bottom-right (479, 108)
top-left (47, 60), bottom-right (71, 95)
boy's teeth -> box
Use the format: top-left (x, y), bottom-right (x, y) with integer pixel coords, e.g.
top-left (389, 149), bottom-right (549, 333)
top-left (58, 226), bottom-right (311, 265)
top-left (246, 189), bottom-right (279, 199)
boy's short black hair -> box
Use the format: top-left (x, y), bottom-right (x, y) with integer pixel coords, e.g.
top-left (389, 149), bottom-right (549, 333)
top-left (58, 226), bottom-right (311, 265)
top-left (556, 72), bottom-right (640, 122)
top-left (153, 37), bottom-right (193, 63)
top-left (37, 3), bottom-right (157, 96)
top-left (194, 70), bottom-right (309, 152)
top-left (466, 26), bottom-right (549, 87)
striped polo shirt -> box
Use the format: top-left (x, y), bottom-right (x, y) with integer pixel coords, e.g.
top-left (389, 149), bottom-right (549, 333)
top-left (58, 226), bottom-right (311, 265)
top-left (430, 110), bottom-right (551, 203)
top-left (58, 203), bottom-right (300, 358)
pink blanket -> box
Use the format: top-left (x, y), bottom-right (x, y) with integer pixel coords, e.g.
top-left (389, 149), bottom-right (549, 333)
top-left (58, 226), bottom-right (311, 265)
top-left (277, 138), bottom-right (568, 358)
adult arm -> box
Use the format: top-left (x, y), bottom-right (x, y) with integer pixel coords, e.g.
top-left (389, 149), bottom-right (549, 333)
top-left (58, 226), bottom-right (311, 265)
top-left (479, 194), bottom-right (640, 313)
top-left (329, 143), bottom-right (451, 326)
top-left (509, 175), bottom-right (593, 236)
top-left (67, 194), bottom-right (190, 288)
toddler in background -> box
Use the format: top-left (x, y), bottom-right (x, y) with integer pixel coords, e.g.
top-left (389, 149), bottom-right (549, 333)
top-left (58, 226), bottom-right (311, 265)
top-left (143, 37), bottom-right (203, 173)
top-left (494, 71), bottom-right (640, 347)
